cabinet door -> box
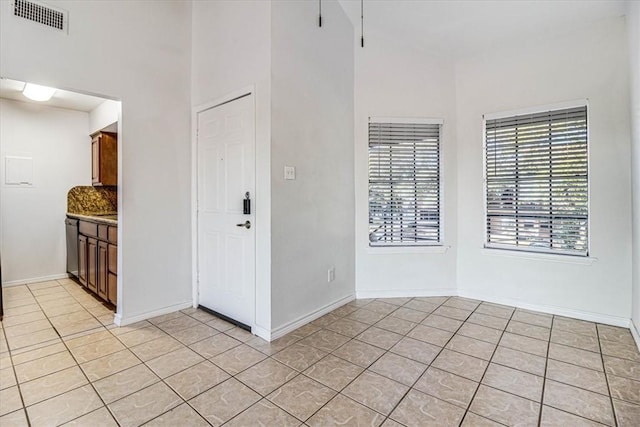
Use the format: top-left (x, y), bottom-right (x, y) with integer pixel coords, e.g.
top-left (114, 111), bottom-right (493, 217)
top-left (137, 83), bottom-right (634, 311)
top-left (108, 244), bottom-right (117, 274)
top-left (78, 235), bottom-right (88, 286)
top-left (91, 136), bottom-right (100, 184)
top-left (97, 241), bottom-right (108, 301)
top-left (108, 273), bottom-right (117, 305)
top-left (87, 238), bottom-right (98, 292)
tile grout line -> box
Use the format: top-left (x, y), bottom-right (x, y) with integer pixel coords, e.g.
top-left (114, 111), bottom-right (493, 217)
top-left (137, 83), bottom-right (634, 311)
top-left (362, 296), bottom-right (466, 425)
top-left (536, 314), bottom-right (554, 427)
top-left (0, 313), bottom-right (32, 427)
top-left (271, 298), bottom-right (418, 425)
top-left (4, 286), bottom-right (639, 426)
top-left (460, 302), bottom-right (516, 426)
top-left (7, 280), bottom-right (126, 425)
top-left (26, 280), bottom-right (123, 426)
top-left (597, 323), bottom-right (619, 427)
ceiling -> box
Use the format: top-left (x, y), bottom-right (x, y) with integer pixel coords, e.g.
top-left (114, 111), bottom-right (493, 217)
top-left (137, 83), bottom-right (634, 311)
top-left (338, 0), bottom-right (627, 56)
top-left (0, 78), bottom-right (108, 112)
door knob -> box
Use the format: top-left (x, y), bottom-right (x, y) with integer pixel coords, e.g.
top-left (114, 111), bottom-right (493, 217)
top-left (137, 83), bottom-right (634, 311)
top-left (236, 221), bottom-right (251, 229)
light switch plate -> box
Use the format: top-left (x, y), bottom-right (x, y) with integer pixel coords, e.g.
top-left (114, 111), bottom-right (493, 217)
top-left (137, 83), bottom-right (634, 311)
top-left (284, 166), bottom-right (296, 180)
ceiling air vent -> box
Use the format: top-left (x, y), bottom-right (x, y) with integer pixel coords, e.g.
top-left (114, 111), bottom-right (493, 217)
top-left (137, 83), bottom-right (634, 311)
top-left (13, 0), bottom-right (67, 32)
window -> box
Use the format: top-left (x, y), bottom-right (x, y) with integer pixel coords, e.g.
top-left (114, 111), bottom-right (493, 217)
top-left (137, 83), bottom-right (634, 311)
top-left (368, 118), bottom-right (442, 247)
top-left (484, 104), bottom-right (588, 256)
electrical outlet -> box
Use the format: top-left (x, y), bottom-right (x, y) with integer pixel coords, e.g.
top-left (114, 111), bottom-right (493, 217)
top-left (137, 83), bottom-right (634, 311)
top-left (284, 166), bottom-right (296, 180)
top-left (327, 267), bottom-right (335, 283)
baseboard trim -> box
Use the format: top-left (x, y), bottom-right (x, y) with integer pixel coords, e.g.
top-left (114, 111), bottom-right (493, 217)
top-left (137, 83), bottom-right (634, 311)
top-left (458, 289), bottom-right (631, 328)
top-left (114, 301), bottom-right (193, 327)
top-left (270, 294), bottom-right (355, 341)
top-left (2, 273), bottom-right (71, 287)
top-left (631, 320), bottom-right (640, 352)
top-left (253, 325), bottom-right (271, 342)
top-left (356, 288), bottom-right (457, 299)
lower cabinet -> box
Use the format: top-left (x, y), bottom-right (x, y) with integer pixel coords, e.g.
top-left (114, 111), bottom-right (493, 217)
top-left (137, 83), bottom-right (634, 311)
top-left (78, 235), bottom-right (88, 286)
top-left (87, 237), bottom-right (98, 293)
top-left (107, 244), bottom-right (117, 305)
top-left (76, 218), bottom-right (117, 305)
top-left (97, 241), bottom-right (109, 300)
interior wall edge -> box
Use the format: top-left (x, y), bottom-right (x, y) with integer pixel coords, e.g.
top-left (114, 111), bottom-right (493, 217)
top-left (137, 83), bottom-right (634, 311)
top-left (269, 293), bottom-right (355, 342)
top-left (356, 288), bottom-right (458, 300)
top-left (458, 289), bottom-right (631, 328)
top-left (1, 273), bottom-right (70, 287)
top-left (631, 319), bottom-right (640, 352)
top-left (114, 300), bottom-right (193, 327)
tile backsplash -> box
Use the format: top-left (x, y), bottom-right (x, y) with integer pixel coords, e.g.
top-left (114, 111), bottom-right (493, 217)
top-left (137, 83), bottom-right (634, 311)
top-left (67, 186), bottom-right (117, 215)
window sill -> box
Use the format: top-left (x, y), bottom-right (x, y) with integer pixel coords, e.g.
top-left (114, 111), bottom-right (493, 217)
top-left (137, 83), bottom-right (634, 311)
top-left (367, 245), bottom-right (450, 255)
top-left (480, 247), bottom-right (598, 265)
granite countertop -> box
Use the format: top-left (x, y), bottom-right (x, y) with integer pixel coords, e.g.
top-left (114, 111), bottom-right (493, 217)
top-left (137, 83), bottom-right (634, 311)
top-left (67, 212), bottom-right (118, 225)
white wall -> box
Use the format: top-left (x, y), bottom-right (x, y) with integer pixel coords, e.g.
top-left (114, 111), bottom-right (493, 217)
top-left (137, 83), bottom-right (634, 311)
top-left (270, 0), bottom-right (354, 332)
top-left (354, 34), bottom-right (458, 298)
top-left (0, 99), bottom-right (90, 285)
top-left (89, 100), bottom-right (119, 135)
top-left (0, 1), bottom-right (193, 324)
top-left (628, 0), bottom-right (640, 343)
top-left (191, 0), bottom-right (272, 336)
top-left (455, 17), bottom-right (632, 325)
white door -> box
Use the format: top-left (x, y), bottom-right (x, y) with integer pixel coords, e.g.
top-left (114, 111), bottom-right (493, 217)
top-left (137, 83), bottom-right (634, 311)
top-left (197, 93), bottom-right (255, 329)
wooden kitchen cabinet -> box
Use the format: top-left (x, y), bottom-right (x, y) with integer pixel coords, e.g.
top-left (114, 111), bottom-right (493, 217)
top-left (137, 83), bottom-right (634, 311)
top-left (97, 241), bottom-right (109, 300)
top-left (87, 237), bottom-right (98, 293)
top-left (78, 234), bottom-right (88, 286)
top-left (75, 217), bottom-right (118, 306)
top-left (107, 244), bottom-right (117, 304)
top-left (91, 131), bottom-right (118, 186)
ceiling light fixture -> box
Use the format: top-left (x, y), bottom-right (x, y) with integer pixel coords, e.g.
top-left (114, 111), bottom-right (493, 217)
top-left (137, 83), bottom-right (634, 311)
top-left (23, 83), bottom-right (57, 101)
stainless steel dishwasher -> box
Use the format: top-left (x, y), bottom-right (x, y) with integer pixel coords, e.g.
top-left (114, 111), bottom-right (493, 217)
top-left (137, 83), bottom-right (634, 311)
top-left (65, 217), bottom-right (79, 278)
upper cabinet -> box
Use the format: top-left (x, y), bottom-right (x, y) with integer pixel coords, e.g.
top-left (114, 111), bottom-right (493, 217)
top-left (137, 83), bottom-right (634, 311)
top-left (91, 131), bottom-right (118, 186)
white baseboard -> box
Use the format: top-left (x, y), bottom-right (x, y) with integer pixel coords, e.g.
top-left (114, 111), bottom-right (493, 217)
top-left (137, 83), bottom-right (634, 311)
top-left (2, 273), bottom-right (70, 287)
top-left (458, 289), bottom-right (631, 328)
top-left (114, 301), bottom-right (193, 327)
top-left (253, 325), bottom-right (271, 342)
top-left (269, 294), bottom-right (355, 341)
top-left (631, 319), bottom-right (640, 352)
top-left (356, 288), bottom-right (457, 299)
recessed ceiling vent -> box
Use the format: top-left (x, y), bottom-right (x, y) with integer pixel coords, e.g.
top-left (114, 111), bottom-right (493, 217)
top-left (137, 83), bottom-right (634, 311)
top-left (13, 0), bottom-right (67, 33)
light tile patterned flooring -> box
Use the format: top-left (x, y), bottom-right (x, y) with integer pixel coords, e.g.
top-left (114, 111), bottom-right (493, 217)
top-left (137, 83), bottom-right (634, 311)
top-left (1, 279), bottom-right (639, 426)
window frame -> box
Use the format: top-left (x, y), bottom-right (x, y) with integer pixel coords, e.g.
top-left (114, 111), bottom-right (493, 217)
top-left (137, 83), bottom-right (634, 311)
top-left (367, 116), bottom-right (445, 248)
top-left (482, 99), bottom-right (591, 257)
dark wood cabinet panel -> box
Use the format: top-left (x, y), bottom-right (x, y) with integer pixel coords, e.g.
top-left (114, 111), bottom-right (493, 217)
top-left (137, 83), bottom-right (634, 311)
top-left (108, 244), bottom-right (117, 274)
top-left (74, 216), bottom-right (117, 306)
top-left (108, 226), bottom-right (117, 244)
top-left (87, 238), bottom-right (98, 293)
top-left (79, 221), bottom-right (97, 237)
top-left (91, 132), bottom-right (118, 186)
top-left (78, 235), bottom-right (88, 287)
top-left (108, 273), bottom-right (117, 305)
top-left (98, 241), bottom-right (108, 300)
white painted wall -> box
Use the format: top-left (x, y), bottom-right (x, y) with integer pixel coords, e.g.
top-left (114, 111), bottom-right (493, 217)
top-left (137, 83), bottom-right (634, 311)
top-left (455, 17), bottom-right (632, 325)
top-left (0, 1), bottom-right (193, 323)
top-left (627, 0), bottom-right (640, 342)
top-left (191, 0), bottom-right (272, 336)
top-left (354, 34), bottom-right (458, 298)
top-left (270, 0), bottom-right (354, 331)
top-left (0, 99), bottom-right (90, 285)
top-left (89, 100), bottom-right (119, 135)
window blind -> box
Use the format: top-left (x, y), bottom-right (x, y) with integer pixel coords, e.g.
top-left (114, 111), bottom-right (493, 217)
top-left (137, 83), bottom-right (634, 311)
top-left (484, 105), bottom-right (588, 256)
top-left (368, 119), bottom-right (442, 246)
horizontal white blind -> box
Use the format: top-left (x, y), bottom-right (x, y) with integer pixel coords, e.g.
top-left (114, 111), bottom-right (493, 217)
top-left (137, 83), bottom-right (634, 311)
top-left (485, 105), bottom-right (588, 255)
top-left (369, 120), bottom-right (441, 246)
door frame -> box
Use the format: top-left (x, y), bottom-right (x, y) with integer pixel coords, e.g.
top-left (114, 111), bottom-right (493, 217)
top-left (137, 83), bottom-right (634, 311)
top-left (191, 86), bottom-right (257, 329)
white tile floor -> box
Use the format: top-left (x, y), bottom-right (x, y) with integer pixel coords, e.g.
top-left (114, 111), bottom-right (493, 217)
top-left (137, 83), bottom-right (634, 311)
top-left (1, 278), bottom-right (639, 426)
